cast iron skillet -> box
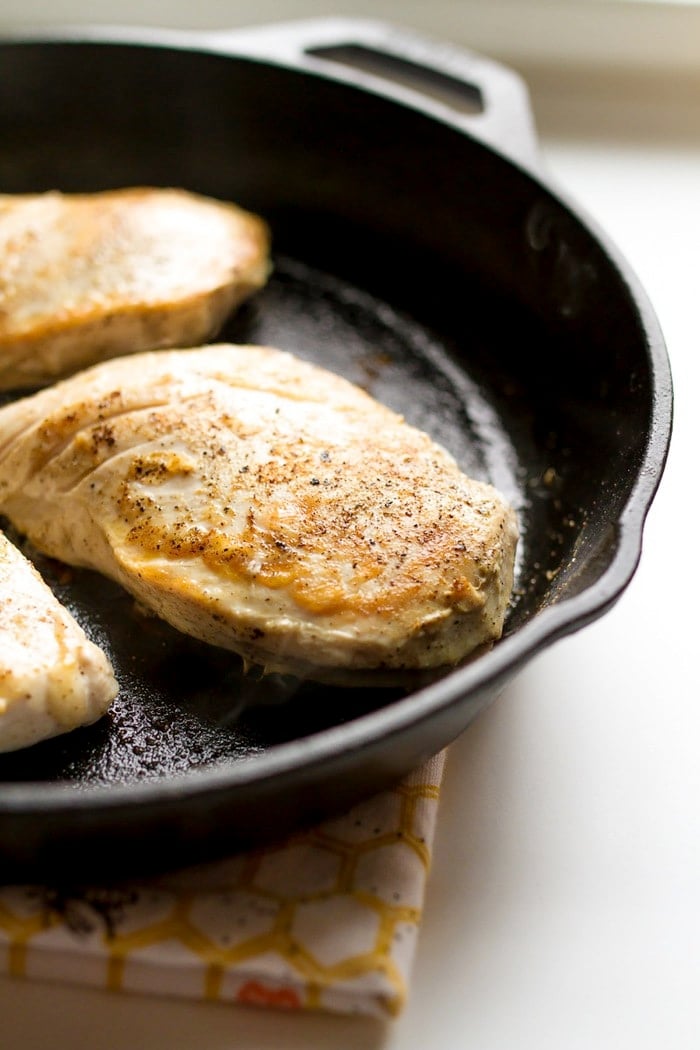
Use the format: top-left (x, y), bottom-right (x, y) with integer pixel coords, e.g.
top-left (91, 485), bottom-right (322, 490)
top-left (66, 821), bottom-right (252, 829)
top-left (0, 19), bottom-right (672, 883)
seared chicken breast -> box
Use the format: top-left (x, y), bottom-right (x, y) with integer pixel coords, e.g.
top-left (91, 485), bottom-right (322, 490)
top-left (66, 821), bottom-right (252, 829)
top-left (0, 188), bottom-right (270, 389)
top-left (0, 345), bottom-right (517, 681)
top-left (0, 531), bottom-right (117, 752)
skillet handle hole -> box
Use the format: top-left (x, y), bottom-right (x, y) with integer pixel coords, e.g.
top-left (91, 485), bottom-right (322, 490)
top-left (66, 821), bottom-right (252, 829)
top-left (306, 43), bottom-right (484, 116)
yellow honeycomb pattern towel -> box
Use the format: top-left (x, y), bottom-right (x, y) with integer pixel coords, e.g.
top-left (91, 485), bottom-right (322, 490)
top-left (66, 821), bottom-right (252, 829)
top-left (0, 751), bottom-right (445, 1018)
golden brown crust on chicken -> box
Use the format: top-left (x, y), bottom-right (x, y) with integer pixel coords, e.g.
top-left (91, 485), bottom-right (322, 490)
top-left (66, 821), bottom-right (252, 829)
top-left (0, 188), bottom-right (270, 389)
top-left (0, 345), bottom-right (517, 681)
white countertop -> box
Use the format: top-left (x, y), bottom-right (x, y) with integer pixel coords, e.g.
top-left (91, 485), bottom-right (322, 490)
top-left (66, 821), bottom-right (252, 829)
top-left (1, 17), bottom-right (699, 1050)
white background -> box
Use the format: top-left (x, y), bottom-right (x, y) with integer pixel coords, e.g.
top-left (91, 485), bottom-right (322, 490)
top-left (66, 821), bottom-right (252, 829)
top-left (1, 2), bottom-right (699, 1047)
top-left (1, 0), bottom-right (700, 74)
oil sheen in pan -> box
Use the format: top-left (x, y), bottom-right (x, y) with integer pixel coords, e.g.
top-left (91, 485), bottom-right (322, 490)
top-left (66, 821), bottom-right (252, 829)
top-left (0, 257), bottom-right (524, 787)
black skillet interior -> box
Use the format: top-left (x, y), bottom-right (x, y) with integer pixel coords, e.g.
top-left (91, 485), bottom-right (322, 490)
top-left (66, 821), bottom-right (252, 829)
top-left (0, 27), bottom-right (671, 881)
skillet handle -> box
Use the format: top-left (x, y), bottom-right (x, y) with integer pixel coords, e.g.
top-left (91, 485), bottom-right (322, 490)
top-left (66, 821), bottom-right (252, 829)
top-left (207, 17), bottom-right (542, 172)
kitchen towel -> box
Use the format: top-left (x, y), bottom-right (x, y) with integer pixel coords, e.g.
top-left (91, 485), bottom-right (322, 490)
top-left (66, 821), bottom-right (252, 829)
top-left (0, 750), bottom-right (445, 1018)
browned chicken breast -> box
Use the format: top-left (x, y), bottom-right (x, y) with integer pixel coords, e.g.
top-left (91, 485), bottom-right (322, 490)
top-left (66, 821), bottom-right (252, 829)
top-left (0, 188), bottom-right (270, 389)
top-left (0, 531), bottom-right (117, 751)
top-left (0, 345), bottom-right (518, 681)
